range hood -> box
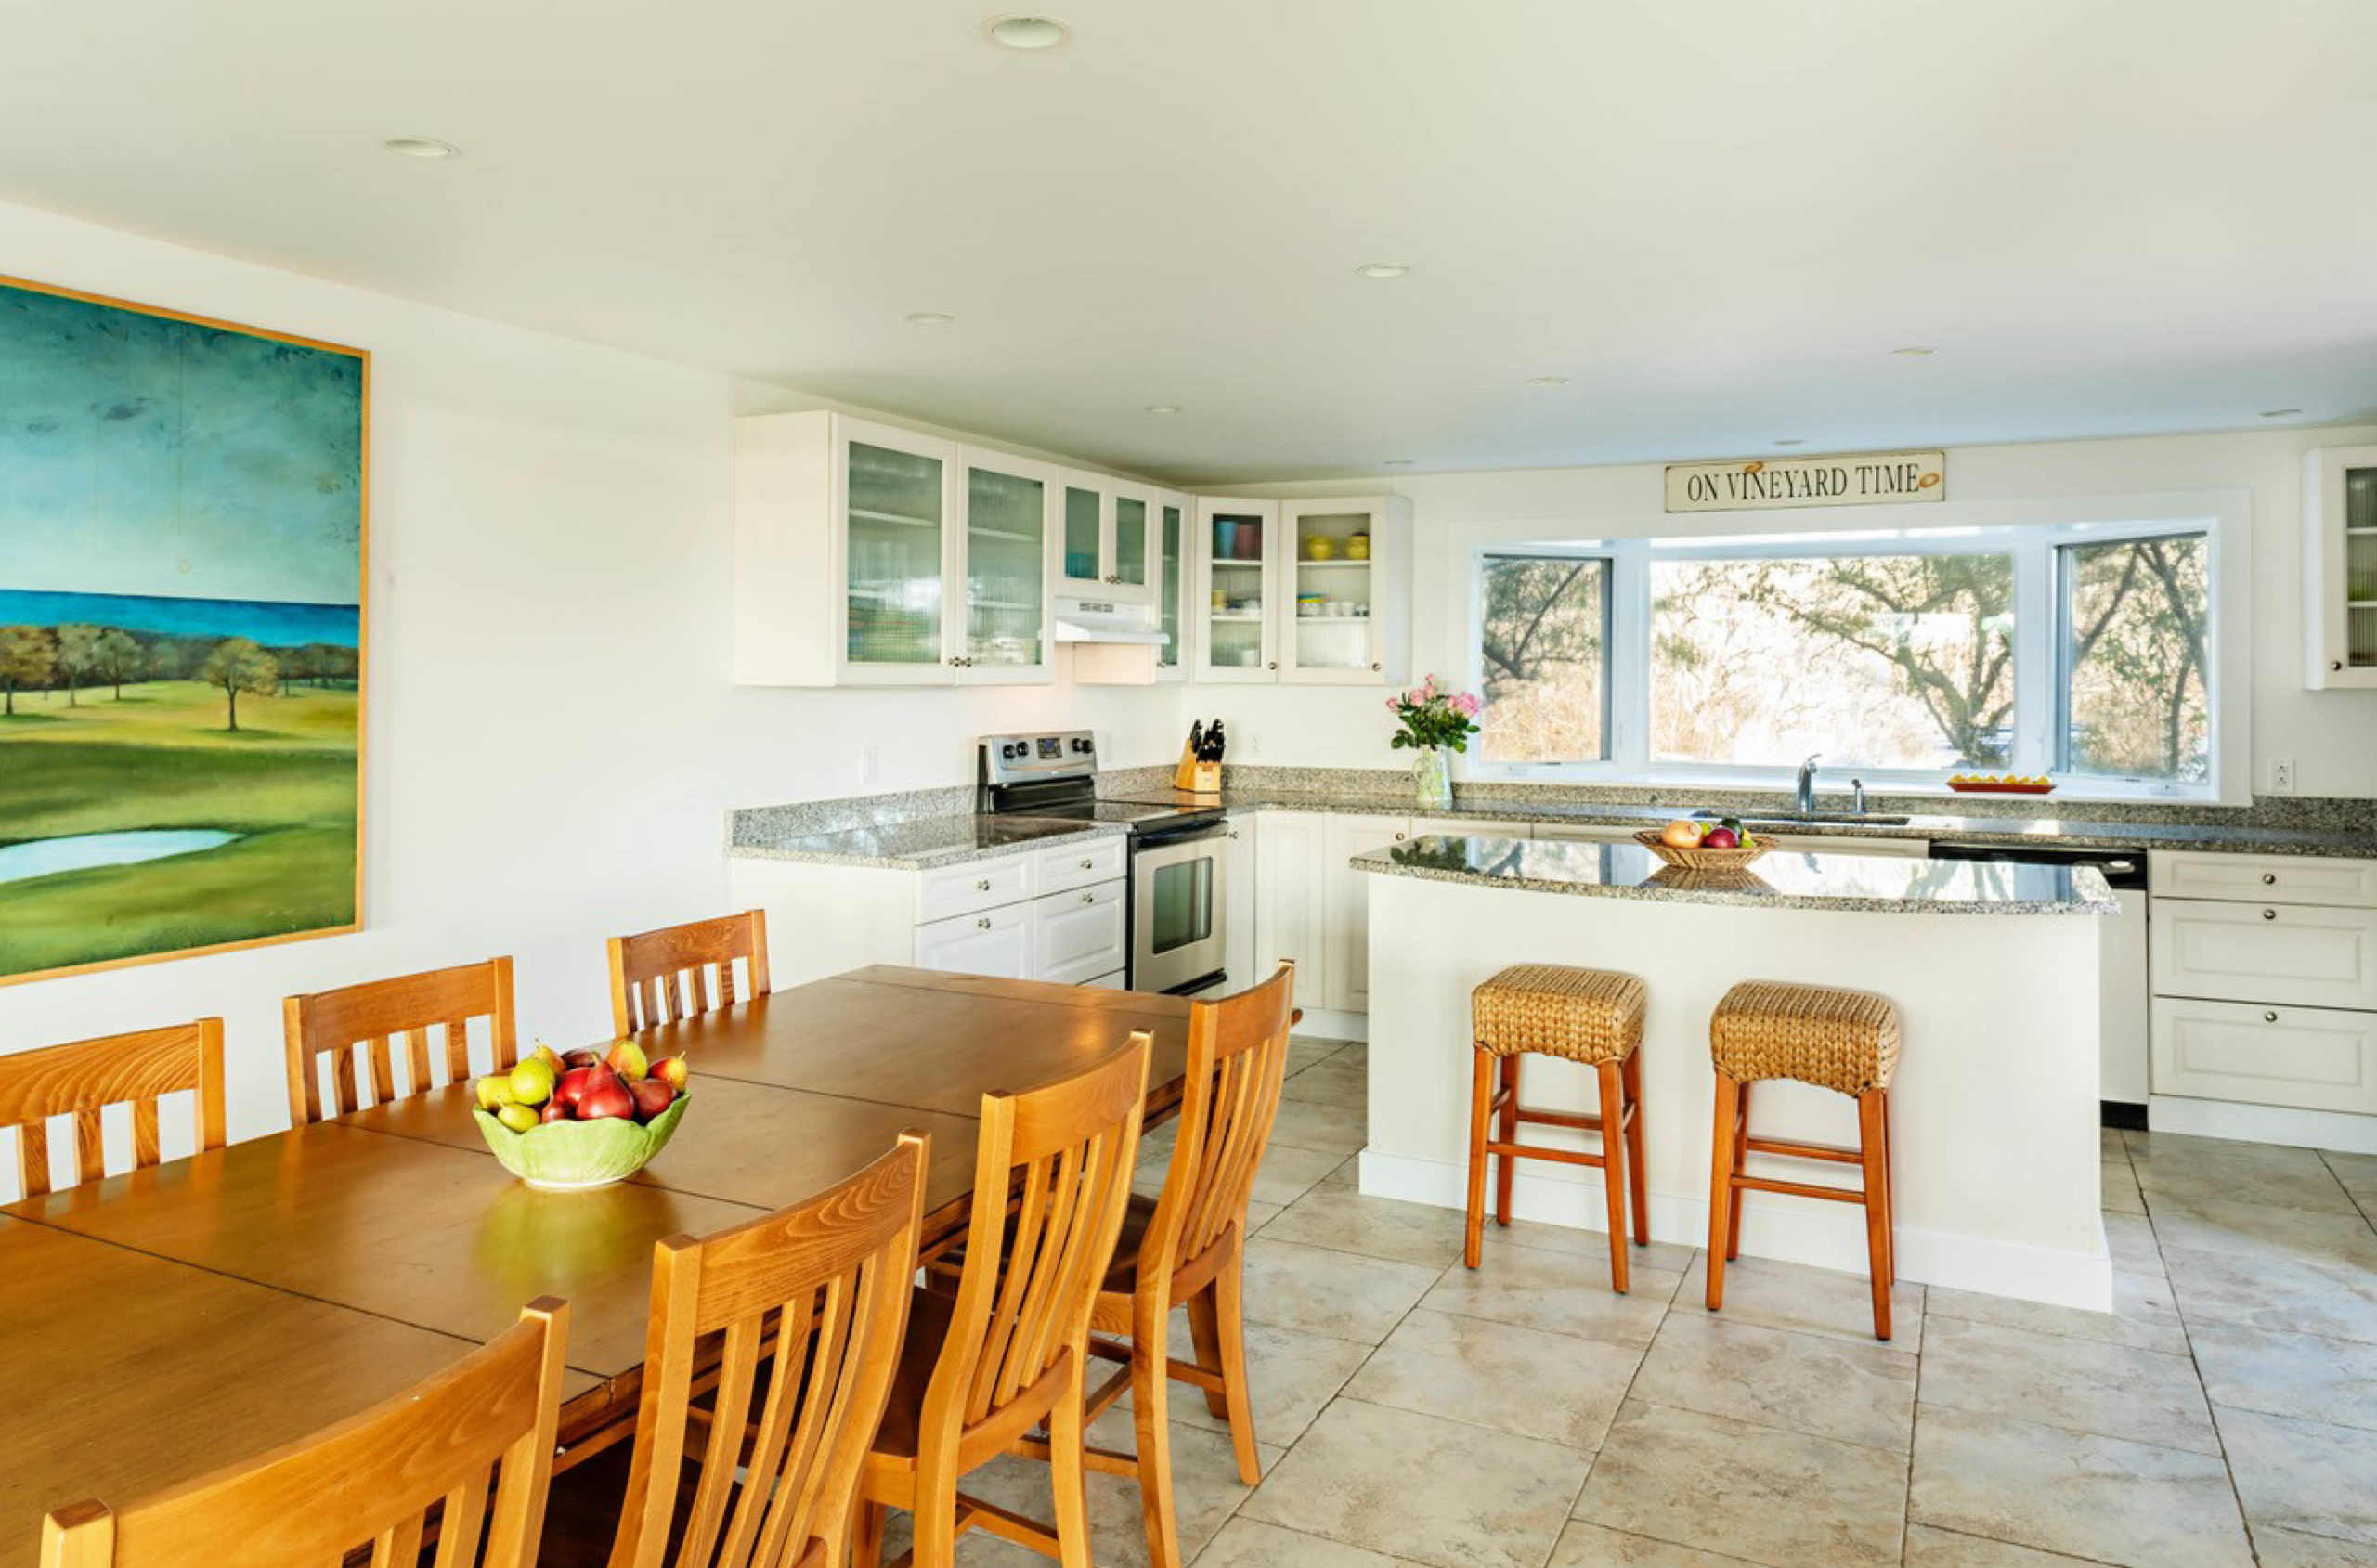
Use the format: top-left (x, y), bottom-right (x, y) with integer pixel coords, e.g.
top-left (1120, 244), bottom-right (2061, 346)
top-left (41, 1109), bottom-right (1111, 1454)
top-left (1052, 597), bottom-right (1169, 646)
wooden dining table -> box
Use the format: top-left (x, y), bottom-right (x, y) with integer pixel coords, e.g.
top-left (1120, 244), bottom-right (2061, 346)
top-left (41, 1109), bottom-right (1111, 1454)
top-left (0, 966), bottom-right (1192, 1568)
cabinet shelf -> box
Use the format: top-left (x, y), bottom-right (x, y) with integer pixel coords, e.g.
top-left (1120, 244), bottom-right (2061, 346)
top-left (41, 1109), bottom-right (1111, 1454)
top-left (1207, 612), bottom-right (1266, 623)
top-left (849, 507), bottom-right (940, 529)
top-left (1294, 560), bottom-right (1373, 571)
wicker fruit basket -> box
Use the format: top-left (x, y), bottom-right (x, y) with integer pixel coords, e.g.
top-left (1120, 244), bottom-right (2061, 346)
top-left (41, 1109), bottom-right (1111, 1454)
top-left (1634, 828), bottom-right (1774, 872)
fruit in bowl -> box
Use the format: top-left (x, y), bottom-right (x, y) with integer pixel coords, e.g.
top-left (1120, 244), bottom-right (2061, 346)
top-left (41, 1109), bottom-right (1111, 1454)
top-left (472, 1042), bottom-right (691, 1191)
top-left (1638, 813), bottom-right (1767, 867)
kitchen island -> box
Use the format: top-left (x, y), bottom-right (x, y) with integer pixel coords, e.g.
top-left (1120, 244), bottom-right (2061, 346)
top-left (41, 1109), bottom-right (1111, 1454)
top-left (1357, 834), bottom-right (2119, 1309)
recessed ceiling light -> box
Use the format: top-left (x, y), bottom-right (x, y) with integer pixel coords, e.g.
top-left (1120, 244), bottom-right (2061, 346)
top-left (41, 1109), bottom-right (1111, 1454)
top-left (383, 136), bottom-right (459, 160)
top-left (904, 311), bottom-right (955, 327)
top-left (1774, 438), bottom-right (1807, 447)
top-left (1143, 404), bottom-right (1181, 415)
top-left (1522, 375), bottom-right (1571, 388)
top-left (2260, 408), bottom-right (2303, 419)
top-left (1383, 460), bottom-right (1415, 467)
top-left (1890, 345), bottom-right (1939, 356)
top-left (1354, 262), bottom-right (1411, 279)
top-left (984, 14), bottom-right (1071, 49)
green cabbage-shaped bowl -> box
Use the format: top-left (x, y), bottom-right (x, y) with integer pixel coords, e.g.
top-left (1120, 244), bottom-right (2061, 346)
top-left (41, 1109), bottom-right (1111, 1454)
top-left (473, 1093), bottom-right (689, 1190)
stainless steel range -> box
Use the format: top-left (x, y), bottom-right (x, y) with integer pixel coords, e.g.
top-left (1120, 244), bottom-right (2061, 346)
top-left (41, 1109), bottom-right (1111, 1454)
top-left (977, 732), bottom-right (1229, 994)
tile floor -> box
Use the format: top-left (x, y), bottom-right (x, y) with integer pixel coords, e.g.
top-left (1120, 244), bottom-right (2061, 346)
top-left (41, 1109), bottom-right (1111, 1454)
top-left (893, 1038), bottom-right (2377, 1568)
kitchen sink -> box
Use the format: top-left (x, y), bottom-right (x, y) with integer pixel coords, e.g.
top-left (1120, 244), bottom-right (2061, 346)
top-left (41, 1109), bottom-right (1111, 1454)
top-left (1692, 809), bottom-right (1915, 827)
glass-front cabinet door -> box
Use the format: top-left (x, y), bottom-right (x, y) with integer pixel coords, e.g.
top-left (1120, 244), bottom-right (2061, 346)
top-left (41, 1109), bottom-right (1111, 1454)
top-left (1105, 481), bottom-right (1156, 604)
top-left (1279, 499), bottom-right (1389, 684)
top-left (1154, 495), bottom-right (1188, 678)
top-left (838, 421), bottom-right (956, 681)
top-left (1194, 499), bottom-right (1279, 682)
top-left (958, 450), bottom-right (1054, 682)
top-left (2309, 446), bottom-right (2377, 690)
top-left (1058, 475), bottom-right (1107, 595)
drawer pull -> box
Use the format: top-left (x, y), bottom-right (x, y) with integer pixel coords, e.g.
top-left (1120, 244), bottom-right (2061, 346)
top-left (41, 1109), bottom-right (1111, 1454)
top-left (976, 917), bottom-right (992, 930)
top-left (1079, 858), bottom-right (1095, 870)
top-left (2263, 873), bottom-right (2278, 886)
top-left (975, 878), bottom-right (992, 891)
top-left (2266, 1010), bottom-right (2280, 1023)
top-left (2264, 909), bottom-right (2278, 921)
top-left (1081, 892), bottom-right (1096, 904)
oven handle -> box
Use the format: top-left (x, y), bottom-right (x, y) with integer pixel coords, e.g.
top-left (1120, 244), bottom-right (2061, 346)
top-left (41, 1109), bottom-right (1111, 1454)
top-left (1131, 819), bottom-right (1229, 851)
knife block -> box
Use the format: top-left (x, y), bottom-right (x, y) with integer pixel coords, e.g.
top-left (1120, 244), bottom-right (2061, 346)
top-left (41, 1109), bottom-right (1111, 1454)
top-left (1173, 735), bottom-right (1222, 797)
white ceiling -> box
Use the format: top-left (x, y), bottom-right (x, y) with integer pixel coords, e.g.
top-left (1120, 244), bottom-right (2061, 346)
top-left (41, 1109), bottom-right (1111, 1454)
top-left (4, 1), bottom-right (2373, 486)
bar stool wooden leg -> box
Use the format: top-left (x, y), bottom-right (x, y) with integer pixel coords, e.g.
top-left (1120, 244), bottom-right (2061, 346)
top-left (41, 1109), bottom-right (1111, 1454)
top-left (1706, 1072), bottom-right (1739, 1311)
top-left (1725, 1079), bottom-right (1752, 1262)
top-left (1464, 1050), bottom-right (1494, 1269)
top-left (1621, 1048), bottom-right (1649, 1244)
top-left (1880, 1091), bottom-right (1897, 1286)
top-left (1595, 1058), bottom-right (1630, 1294)
top-left (1495, 1054), bottom-right (1519, 1225)
top-left (1857, 1089), bottom-right (1892, 1341)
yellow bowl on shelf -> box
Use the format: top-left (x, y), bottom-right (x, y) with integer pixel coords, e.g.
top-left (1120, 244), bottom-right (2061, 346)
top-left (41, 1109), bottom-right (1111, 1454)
top-left (1305, 536), bottom-right (1336, 562)
top-left (1346, 532), bottom-right (1370, 561)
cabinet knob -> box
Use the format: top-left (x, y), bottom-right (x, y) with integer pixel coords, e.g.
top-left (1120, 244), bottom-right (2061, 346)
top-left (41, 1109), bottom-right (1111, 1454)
top-left (2263, 908), bottom-right (2278, 921)
top-left (1370, 661), bottom-right (1382, 671)
top-left (2262, 873), bottom-right (2278, 885)
top-left (1266, 661), bottom-right (1277, 670)
top-left (1081, 892), bottom-right (1096, 904)
top-left (975, 879), bottom-right (991, 891)
top-left (1395, 832), bottom-right (1408, 841)
top-left (2335, 660), bottom-right (2346, 672)
top-left (976, 917), bottom-right (992, 929)
top-left (1079, 858), bottom-right (1095, 869)
top-left (2265, 1010), bottom-right (2280, 1023)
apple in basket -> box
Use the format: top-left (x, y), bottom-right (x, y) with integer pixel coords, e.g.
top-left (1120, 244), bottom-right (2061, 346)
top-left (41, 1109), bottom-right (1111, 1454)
top-left (472, 1049), bottom-right (693, 1191)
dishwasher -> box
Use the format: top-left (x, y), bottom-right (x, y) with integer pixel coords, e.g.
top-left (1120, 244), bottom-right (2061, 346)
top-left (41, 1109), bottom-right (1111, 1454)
top-left (1929, 842), bottom-right (2150, 1125)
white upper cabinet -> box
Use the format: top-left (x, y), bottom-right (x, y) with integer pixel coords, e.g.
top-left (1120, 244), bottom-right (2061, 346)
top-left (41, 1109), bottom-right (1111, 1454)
top-left (1193, 496), bottom-right (1409, 686)
top-left (1152, 492), bottom-right (1193, 680)
top-left (1194, 499), bottom-right (1280, 681)
top-left (2305, 446), bottom-right (2377, 690)
top-left (1054, 470), bottom-right (1156, 604)
top-left (734, 412), bottom-right (1054, 687)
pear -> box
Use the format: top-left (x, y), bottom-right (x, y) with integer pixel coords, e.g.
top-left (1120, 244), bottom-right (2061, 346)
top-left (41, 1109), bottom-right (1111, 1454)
top-left (507, 1057), bottom-right (556, 1108)
top-left (476, 1074), bottom-right (517, 1110)
top-left (495, 1102), bottom-right (539, 1134)
top-left (604, 1040), bottom-right (649, 1083)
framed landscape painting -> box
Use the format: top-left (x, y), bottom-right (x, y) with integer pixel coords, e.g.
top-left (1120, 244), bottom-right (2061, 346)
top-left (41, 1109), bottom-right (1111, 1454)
top-left (0, 276), bottom-right (366, 985)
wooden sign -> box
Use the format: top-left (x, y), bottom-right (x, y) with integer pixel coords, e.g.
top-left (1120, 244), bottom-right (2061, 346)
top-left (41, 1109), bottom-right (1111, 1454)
top-left (1665, 450), bottom-right (1945, 512)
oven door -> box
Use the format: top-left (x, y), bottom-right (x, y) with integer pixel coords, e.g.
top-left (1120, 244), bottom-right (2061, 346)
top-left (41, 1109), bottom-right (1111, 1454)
top-left (1131, 828), bottom-right (1227, 994)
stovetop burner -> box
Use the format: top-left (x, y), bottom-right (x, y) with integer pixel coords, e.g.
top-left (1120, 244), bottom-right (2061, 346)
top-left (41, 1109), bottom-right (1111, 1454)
top-left (976, 730), bottom-right (1225, 836)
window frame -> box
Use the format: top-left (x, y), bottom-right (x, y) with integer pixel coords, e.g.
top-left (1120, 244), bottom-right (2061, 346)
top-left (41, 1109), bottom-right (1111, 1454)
top-left (1458, 499), bottom-right (2242, 802)
top-left (1471, 547), bottom-right (1617, 767)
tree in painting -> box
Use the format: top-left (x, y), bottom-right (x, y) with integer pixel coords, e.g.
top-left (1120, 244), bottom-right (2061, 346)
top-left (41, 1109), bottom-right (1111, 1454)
top-left (0, 624), bottom-right (55, 717)
top-left (52, 622), bottom-right (101, 706)
top-left (92, 627), bottom-right (143, 699)
top-left (201, 637), bottom-right (280, 732)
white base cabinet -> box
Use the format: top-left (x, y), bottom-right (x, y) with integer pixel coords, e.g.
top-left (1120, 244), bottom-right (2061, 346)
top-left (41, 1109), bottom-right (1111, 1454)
top-left (2151, 997), bottom-right (2377, 1116)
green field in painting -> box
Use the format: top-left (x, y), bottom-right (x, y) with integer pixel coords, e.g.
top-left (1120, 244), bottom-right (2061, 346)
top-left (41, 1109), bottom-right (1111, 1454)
top-left (0, 681), bottom-right (357, 978)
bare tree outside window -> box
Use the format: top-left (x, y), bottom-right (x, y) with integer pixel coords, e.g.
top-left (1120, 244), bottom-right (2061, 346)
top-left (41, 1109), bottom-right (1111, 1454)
top-left (1476, 555), bottom-right (1605, 762)
top-left (2063, 535), bottom-right (2210, 782)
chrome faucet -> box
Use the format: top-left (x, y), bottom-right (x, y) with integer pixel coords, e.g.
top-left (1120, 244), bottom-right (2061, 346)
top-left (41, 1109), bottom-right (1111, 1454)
top-left (1851, 777), bottom-right (1867, 815)
top-left (1795, 753), bottom-right (1821, 813)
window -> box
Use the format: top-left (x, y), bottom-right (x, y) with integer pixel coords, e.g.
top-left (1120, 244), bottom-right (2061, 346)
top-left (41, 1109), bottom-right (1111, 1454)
top-left (1476, 552), bottom-right (1608, 763)
top-left (1468, 517), bottom-right (2224, 797)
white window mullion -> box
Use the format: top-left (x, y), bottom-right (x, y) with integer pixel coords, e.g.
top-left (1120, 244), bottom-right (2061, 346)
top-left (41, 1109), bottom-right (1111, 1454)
top-left (2011, 538), bottom-right (2056, 776)
top-left (1611, 541), bottom-right (1652, 771)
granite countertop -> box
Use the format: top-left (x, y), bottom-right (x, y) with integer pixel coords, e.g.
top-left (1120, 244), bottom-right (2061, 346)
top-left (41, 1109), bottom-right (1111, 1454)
top-left (1102, 788), bottom-right (2377, 859)
top-left (1353, 834), bottom-right (2119, 915)
top-left (730, 814), bottom-right (1124, 870)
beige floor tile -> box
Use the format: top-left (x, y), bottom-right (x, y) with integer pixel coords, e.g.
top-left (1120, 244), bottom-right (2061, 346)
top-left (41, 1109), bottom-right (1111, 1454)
top-left (1266, 1097), bottom-right (1368, 1158)
top-left (1318, 1154), bottom-right (1359, 1190)
top-left (1422, 1242), bottom-right (1678, 1349)
top-left (1283, 1056), bottom-right (1368, 1110)
top-left (1546, 1522), bottom-right (1770, 1565)
top-left (1258, 1186), bottom-right (1472, 1268)
top-left (1240, 1236), bottom-right (1438, 1344)
top-left (1916, 1315), bottom-right (2217, 1454)
top-left (2144, 1193), bottom-right (2377, 1273)
top-left (2101, 1211), bottom-right (2165, 1277)
top-left (1243, 1199), bottom-right (1283, 1232)
top-left (2218, 1406), bottom-right (2377, 1549)
top-left (2100, 1159), bottom-right (2146, 1214)
top-left (1285, 1037), bottom-right (1355, 1077)
top-left (1907, 1405), bottom-right (2252, 1568)
top-left (2190, 1320), bottom-right (2377, 1432)
top-left (1252, 1142), bottom-right (1350, 1207)
top-left (1902, 1523), bottom-right (2110, 1565)
top-left (2103, 1128), bottom-right (2132, 1160)
top-left (2131, 1132), bottom-right (2360, 1216)
top-left (1924, 1269), bottom-right (2187, 1355)
top-left (1678, 1252), bottom-right (1923, 1354)
top-left (1344, 1307), bottom-right (1643, 1451)
top-left (1573, 1400), bottom-right (1906, 1568)
top-left (1142, 1316), bottom-right (1371, 1447)
top-left (1629, 1310), bottom-right (1915, 1452)
top-left (2163, 1241), bottom-right (2377, 1345)
top-left (1193, 1518), bottom-right (1427, 1567)
top-left (1240, 1398), bottom-right (1590, 1568)
top-left (2252, 1524), bottom-right (2377, 1567)
top-left (1488, 1213), bottom-right (1701, 1276)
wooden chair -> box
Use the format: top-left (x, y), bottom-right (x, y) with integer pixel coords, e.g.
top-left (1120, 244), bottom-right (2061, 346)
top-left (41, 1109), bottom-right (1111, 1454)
top-left (599, 1132), bottom-right (930, 1568)
top-left (1, 1020), bottom-right (227, 1199)
top-left (40, 1297), bottom-right (570, 1568)
top-left (609, 911), bottom-right (772, 1036)
top-left (854, 1036), bottom-right (1152, 1568)
top-left (283, 957), bottom-right (517, 1124)
top-left (1047, 963), bottom-right (1297, 1568)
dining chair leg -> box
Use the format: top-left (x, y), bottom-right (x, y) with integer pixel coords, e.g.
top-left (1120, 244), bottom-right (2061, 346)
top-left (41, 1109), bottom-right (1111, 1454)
top-left (1858, 1088), bottom-right (1893, 1341)
top-left (1706, 1072), bottom-right (1738, 1311)
top-left (1725, 1078), bottom-right (1752, 1262)
top-left (1212, 1244), bottom-right (1264, 1484)
top-left (1186, 1283), bottom-right (1229, 1419)
top-left (1495, 1053), bottom-right (1519, 1225)
top-left (852, 1500), bottom-right (888, 1568)
top-left (911, 1461), bottom-right (959, 1568)
top-left (1595, 1058), bottom-right (1630, 1294)
top-left (1048, 1365), bottom-right (1095, 1568)
top-left (1131, 1300), bottom-right (1185, 1568)
top-left (1464, 1050), bottom-right (1494, 1268)
top-left (1620, 1047), bottom-right (1649, 1244)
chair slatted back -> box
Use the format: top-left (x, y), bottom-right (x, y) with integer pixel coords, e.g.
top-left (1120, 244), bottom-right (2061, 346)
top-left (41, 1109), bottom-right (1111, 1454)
top-left (932, 1038), bottom-right (1150, 1432)
top-left (41, 1298), bottom-right (570, 1568)
top-left (1, 1020), bottom-right (227, 1199)
top-left (608, 1133), bottom-right (929, 1568)
top-left (283, 957), bottom-right (517, 1125)
top-left (1147, 964), bottom-right (1298, 1274)
top-left (609, 911), bottom-right (772, 1037)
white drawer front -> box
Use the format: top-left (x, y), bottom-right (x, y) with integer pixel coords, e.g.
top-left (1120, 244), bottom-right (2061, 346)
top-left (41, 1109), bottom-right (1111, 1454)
top-left (914, 902), bottom-right (1033, 979)
top-left (1035, 836), bottom-right (1127, 897)
top-left (916, 853), bottom-right (1033, 923)
top-left (2150, 898), bottom-right (2377, 1009)
top-left (2151, 851), bottom-right (2377, 909)
top-left (1033, 880), bottom-right (1128, 986)
top-left (2151, 997), bottom-right (2377, 1114)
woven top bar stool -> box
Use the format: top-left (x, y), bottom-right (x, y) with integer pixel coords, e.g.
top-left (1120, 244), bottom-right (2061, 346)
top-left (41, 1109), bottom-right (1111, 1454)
top-left (1465, 965), bottom-right (1649, 1292)
top-left (1704, 979), bottom-right (1902, 1339)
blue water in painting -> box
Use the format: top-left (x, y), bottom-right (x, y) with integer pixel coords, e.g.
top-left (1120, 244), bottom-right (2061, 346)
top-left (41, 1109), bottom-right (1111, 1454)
top-left (0, 589), bottom-right (357, 647)
top-left (0, 830), bottom-right (242, 887)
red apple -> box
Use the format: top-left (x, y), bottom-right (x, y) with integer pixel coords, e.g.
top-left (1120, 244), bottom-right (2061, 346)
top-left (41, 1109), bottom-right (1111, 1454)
top-left (552, 1066), bottom-right (598, 1111)
top-left (649, 1056), bottom-right (690, 1091)
top-left (630, 1078), bottom-right (677, 1122)
top-left (578, 1081), bottom-right (636, 1121)
top-left (1702, 826), bottom-right (1740, 849)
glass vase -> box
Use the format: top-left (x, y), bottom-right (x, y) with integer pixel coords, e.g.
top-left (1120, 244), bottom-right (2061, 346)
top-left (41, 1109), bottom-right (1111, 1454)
top-left (1411, 746), bottom-right (1453, 810)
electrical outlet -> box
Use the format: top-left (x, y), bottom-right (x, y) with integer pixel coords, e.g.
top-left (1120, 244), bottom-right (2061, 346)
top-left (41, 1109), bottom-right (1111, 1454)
top-left (2271, 757), bottom-right (2297, 795)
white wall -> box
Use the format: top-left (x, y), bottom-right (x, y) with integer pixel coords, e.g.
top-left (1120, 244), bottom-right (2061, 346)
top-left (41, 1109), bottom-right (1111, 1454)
top-left (1192, 425), bottom-right (2377, 798)
top-left (0, 199), bottom-right (1177, 1149)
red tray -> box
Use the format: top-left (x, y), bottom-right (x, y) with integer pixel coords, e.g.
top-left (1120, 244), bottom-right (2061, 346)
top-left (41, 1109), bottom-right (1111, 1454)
top-left (1946, 780), bottom-right (2055, 796)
